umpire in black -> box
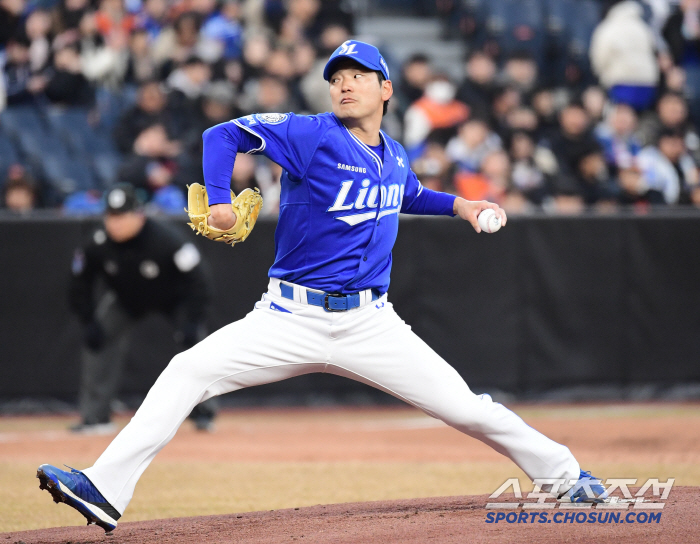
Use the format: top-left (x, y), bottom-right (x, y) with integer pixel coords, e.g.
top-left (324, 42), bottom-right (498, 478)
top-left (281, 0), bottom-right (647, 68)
top-left (69, 183), bottom-right (215, 433)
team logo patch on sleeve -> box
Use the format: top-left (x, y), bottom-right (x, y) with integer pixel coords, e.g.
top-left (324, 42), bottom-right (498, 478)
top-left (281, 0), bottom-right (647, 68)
top-left (255, 113), bottom-right (288, 125)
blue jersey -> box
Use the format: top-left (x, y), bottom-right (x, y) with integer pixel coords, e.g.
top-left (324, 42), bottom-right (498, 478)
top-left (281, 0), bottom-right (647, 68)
top-left (202, 112), bottom-right (456, 294)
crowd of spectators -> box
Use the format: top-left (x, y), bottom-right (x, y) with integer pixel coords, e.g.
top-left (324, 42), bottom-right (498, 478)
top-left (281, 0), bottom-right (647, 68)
top-left (412, 0), bottom-right (700, 211)
top-left (2, 0), bottom-right (700, 214)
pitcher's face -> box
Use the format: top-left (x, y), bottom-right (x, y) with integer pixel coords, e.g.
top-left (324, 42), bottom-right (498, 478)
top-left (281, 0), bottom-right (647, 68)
top-left (329, 60), bottom-right (391, 122)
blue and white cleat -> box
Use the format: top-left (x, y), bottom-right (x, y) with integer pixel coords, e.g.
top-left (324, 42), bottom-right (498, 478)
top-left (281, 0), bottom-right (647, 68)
top-left (36, 464), bottom-right (120, 532)
top-left (559, 469), bottom-right (608, 503)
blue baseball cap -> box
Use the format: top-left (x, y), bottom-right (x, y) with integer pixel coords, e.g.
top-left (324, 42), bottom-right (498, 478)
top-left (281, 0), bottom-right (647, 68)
top-left (323, 40), bottom-right (390, 81)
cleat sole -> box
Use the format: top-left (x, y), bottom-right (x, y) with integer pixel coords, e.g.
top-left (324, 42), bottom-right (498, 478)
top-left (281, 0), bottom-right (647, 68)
top-left (37, 470), bottom-right (66, 505)
top-left (36, 467), bottom-right (117, 533)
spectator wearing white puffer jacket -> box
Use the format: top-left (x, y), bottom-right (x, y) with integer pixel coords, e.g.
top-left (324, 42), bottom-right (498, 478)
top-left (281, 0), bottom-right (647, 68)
top-left (590, 1), bottom-right (659, 111)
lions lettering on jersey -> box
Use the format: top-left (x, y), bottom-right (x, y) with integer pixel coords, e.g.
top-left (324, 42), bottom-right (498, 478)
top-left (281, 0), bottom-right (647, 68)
top-left (327, 178), bottom-right (405, 226)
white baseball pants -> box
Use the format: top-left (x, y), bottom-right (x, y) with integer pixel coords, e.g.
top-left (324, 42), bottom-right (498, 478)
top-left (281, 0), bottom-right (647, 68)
top-left (84, 279), bottom-right (580, 514)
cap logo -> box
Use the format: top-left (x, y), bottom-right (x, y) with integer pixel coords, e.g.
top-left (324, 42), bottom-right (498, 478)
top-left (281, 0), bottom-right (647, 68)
top-left (108, 189), bottom-right (126, 209)
top-left (339, 41), bottom-right (358, 55)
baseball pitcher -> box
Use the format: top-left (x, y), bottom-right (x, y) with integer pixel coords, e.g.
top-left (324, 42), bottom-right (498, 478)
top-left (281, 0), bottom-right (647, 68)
top-left (37, 41), bottom-right (606, 532)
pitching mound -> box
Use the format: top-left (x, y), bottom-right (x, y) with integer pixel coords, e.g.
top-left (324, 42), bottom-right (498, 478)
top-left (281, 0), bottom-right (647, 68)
top-left (4, 487), bottom-right (697, 544)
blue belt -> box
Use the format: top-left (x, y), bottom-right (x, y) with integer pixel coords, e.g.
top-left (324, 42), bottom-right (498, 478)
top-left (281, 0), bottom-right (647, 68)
top-left (279, 283), bottom-right (380, 312)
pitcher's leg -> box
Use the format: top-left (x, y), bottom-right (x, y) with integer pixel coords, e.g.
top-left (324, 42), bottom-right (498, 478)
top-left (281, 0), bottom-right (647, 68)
top-left (83, 302), bottom-right (328, 514)
top-left (330, 304), bottom-right (580, 484)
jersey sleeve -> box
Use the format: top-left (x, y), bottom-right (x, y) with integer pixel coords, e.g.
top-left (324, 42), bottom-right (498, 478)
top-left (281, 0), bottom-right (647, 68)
top-left (202, 113), bottom-right (326, 205)
top-left (202, 122), bottom-right (264, 205)
top-left (231, 113), bottom-right (325, 177)
top-left (401, 168), bottom-right (457, 216)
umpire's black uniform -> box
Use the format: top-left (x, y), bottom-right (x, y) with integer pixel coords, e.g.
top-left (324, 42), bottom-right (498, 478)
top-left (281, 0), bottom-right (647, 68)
top-left (69, 184), bottom-right (214, 432)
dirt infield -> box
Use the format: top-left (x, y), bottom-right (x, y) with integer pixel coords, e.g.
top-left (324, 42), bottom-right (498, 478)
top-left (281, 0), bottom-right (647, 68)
top-left (2, 404), bottom-right (699, 540)
top-left (4, 487), bottom-right (697, 544)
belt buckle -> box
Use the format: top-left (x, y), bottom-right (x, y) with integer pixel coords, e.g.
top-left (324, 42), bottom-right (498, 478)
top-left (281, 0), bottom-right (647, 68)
top-left (324, 292), bottom-right (345, 312)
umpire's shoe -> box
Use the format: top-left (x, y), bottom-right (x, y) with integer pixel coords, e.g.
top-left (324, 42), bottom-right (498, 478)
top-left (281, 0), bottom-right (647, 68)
top-left (559, 469), bottom-right (608, 503)
top-left (36, 464), bottom-right (120, 532)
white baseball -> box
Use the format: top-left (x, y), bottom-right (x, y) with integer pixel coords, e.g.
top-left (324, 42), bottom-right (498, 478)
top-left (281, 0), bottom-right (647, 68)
top-left (477, 209), bottom-right (502, 233)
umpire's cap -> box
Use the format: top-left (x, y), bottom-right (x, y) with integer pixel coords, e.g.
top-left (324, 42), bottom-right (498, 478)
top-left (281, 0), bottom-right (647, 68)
top-left (323, 40), bottom-right (390, 81)
top-left (105, 183), bottom-right (142, 214)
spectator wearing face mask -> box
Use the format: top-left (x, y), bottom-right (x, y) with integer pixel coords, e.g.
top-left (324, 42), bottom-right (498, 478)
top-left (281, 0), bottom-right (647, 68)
top-left (403, 74), bottom-right (469, 153)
